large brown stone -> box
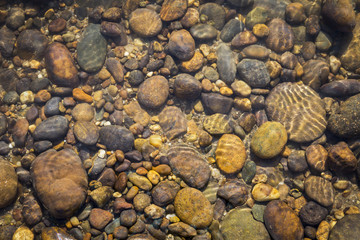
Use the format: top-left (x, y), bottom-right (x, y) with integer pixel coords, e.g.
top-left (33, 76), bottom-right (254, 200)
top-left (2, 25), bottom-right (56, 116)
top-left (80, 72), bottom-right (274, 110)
top-left (31, 149), bottom-right (88, 218)
top-left (137, 75), bottom-right (169, 109)
top-left (266, 18), bottom-right (294, 53)
top-left (0, 159), bottom-right (18, 208)
top-left (168, 29), bottom-right (195, 61)
top-left (160, 0), bottom-right (188, 21)
top-left (129, 8), bottom-right (162, 37)
top-left (322, 0), bottom-right (356, 32)
top-left (159, 106), bottom-right (187, 140)
top-left (304, 176), bottom-right (334, 207)
top-left (328, 141), bottom-right (357, 173)
top-left (17, 29), bottom-right (49, 60)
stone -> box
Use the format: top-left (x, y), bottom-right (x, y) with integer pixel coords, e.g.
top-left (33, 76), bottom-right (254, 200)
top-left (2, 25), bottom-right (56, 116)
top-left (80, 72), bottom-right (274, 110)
top-left (128, 173), bottom-right (152, 191)
top-left (41, 227), bottom-right (76, 240)
top-left (133, 193), bottom-right (151, 212)
top-left (301, 60), bottom-right (329, 90)
top-left (106, 58), bottom-right (124, 83)
top-left (31, 149), bottom-right (88, 218)
top-left (44, 97), bottom-right (61, 117)
top-left (168, 222), bottom-right (196, 237)
top-left (328, 142), bottom-right (357, 173)
top-left (329, 214), bottom-right (360, 240)
top-left (45, 42), bottom-right (79, 87)
top-left (320, 79), bottom-right (360, 97)
top-left (89, 186), bottom-right (113, 207)
top-left (159, 106), bottom-right (187, 140)
top-left (266, 18), bottom-right (294, 53)
top-left (201, 93), bottom-right (233, 114)
top-left (114, 226), bottom-right (128, 239)
top-left (180, 51), bottom-right (204, 73)
top-left (237, 59), bottom-right (270, 88)
top-left (253, 0), bottom-right (289, 20)
top-left (253, 23), bottom-right (270, 37)
top-left (264, 200), bottom-right (304, 240)
top-left (167, 144), bottom-right (210, 189)
top-left (174, 187), bottom-right (213, 228)
top-left (328, 93), bottom-right (360, 138)
top-left (174, 73), bottom-right (202, 99)
top-left (306, 144), bottom-right (328, 173)
top-left (168, 29), bottom-right (195, 61)
top-left (72, 103), bottom-right (94, 121)
top-left (217, 44), bottom-right (236, 85)
top-left (99, 126), bottom-right (134, 152)
top-left (340, 14), bottom-right (360, 71)
top-left (0, 69), bottom-right (19, 92)
top-left (0, 26), bottom-right (16, 58)
top-left (215, 134), bottom-right (246, 174)
top-left (304, 176), bottom-right (334, 207)
top-left (12, 226), bottom-right (34, 240)
top-left (89, 208), bottom-right (113, 230)
top-left (231, 80), bottom-right (251, 97)
top-left (129, 8), bottom-right (162, 37)
top-left (220, 208), bottom-right (270, 240)
top-left (231, 31), bottom-right (257, 48)
top-left (6, 7), bottom-right (24, 29)
top-left (100, 21), bottom-right (124, 37)
top-left (120, 209), bottom-right (137, 227)
top-left (251, 121), bottom-right (287, 159)
top-left (217, 179), bottom-right (248, 206)
top-left (74, 121), bottom-right (99, 145)
top-left (220, 19), bottom-right (244, 42)
top-left (242, 45), bottom-right (271, 60)
top-left (315, 31), bottom-right (332, 51)
top-left (160, 0), bottom-right (187, 21)
top-left (33, 116), bottom-right (68, 141)
top-left (245, 7), bottom-right (268, 30)
top-left (286, 2), bottom-right (306, 24)
top-left (252, 183), bottom-right (280, 202)
top-left (77, 24), bottom-right (107, 72)
top-left (48, 18), bottom-right (67, 33)
top-left (0, 141), bottom-right (10, 155)
top-left (227, 0), bottom-right (254, 7)
top-left (102, 7), bottom-right (121, 21)
top-left (3, 91), bottom-right (19, 104)
top-left (199, 3), bottom-right (226, 30)
top-left (299, 201), bottom-right (328, 226)
top-left (180, 8), bottom-right (199, 29)
top-left (203, 114), bottom-right (233, 134)
top-left (0, 159), bottom-right (18, 208)
top-left (128, 70), bottom-right (144, 86)
top-left (137, 75), bottom-right (169, 109)
top-left (124, 101), bottom-right (150, 127)
top-left (13, 118), bottom-right (29, 147)
top-left (322, 0), bottom-right (356, 32)
top-left (190, 24), bottom-right (218, 40)
top-left (288, 150), bottom-right (308, 173)
top-left (265, 82), bottom-right (327, 143)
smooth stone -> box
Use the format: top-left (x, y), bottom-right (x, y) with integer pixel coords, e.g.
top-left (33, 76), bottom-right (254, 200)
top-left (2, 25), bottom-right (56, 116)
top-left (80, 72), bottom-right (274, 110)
top-left (0, 141), bottom-right (10, 155)
top-left (33, 141), bottom-right (52, 153)
top-left (251, 121), bottom-right (287, 159)
top-left (322, 0), bottom-right (356, 32)
top-left (33, 115), bottom-right (69, 141)
top-left (302, 59), bottom-right (329, 90)
top-left (252, 183), bottom-right (280, 202)
top-left (227, 0), bottom-right (254, 7)
top-left (299, 201), bottom-right (328, 226)
top-left (246, 7), bottom-right (268, 30)
top-left (315, 31), bottom-right (332, 51)
top-left (217, 179), bottom-right (248, 206)
top-left (89, 186), bottom-right (113, 207)
top-left (128, 173), bottom-right (152, 191)
top-left (100, 21), bottom-right (123, 37)
top-left (12, 118), bottom-right (29, 147)
top-left (174, 73), bottom-right (201, 99)
top-left (0, 69), bottom-right (19, 92)
top-left (328, 141), bottom-right (357, 173)
top-left (105, 58), bottom-right (124, 83)
top-left (99, 125), bottom-right (134, 152)
top-left (304, 176), bottom-right (334, 207)
top-left (174, 187), bottom-right (213, 228)
top-left (203, 66), bottom-right (219, 81)
top-left (180, 7), bottom-right (199, 28)
top-left (220, 19), bottom-right (244, 42)
top-left (133, 193), bottom-right (151, 212)
top-left (217, 44), bottom-right (236, 85)
top-left (242, 45), bottom-right (271, 60)
top-left (305, 144), bottom-right (328, 173)
top-left (288, 150), bottom-right (308, 173)
top-left (160, 0), bottom-right (188, 21)
top-left (89, 208), bottom-right (113, 230)
top-left (286, 2), bottom-right (306, 24)
top-left (0, 26), bottom-right (16, 58)
top-left (231, 31), bottom-right (258, 48)
top-left (320, 79), bottom-right (360, 97)
top-left (72, 103), bottom-right (94, 121)
top-left (199, 3), bottom-right (226, 30)
top-left (137, 75), bottom-right (169, 109)
top-left (22, 195), bottom-right (42, 226)
top-left (329, 214), bottom-right (360, 240)
top-left (253, 0), bottom-right (289, 20)
top-left (168, 29), bottom-right (195, 61)
top-left (266, 18), bottom-right (294, 53)
top-left (159, 106), bottom-right (187, 140)
top-left (105, 219), bottom-right (120, 234)
top-left (168, 222), bottom-right (196, 237)
top-left (30, 78), bottom-right (50, 92)
top-left (190, 24), bottom-right (217, 40)
top-left (48, 18), bottom-right (67, 33)
top-left (41, 227), bottom-right (76, 240)
top-left (120, 209), bottom-right (137, 227)
top-left (203, 113), bottom-right (233, 134)
top-left (124, 101), bottom-right (149, 127)
top-left (31, 149), bottom-right (88, 218)
top-left (237, 59), bottom-right (270, 88)
top-left (201, 93), bottom-right (233, 114)
top-left (12, 226), bottom-right (34, 240)
top-left (220, 208), bottom-right (270, 240)
top-left (252, 203), bottom-right (266, 222)
top-left (6, 7), bottom-right (24, 29)
top-left (16, 29), bottom-right (49, 60)
top-left (74, 121), bottom-right (99, 145)
top-left (241, 160), bottom-right (256, 183)
top-left (44, 97), bottom-right (61, 116)
top-left (340, 14), bottom-right (360, 71)
top-left (129, 8), bottom-right (162, 37)
top-left (0, 159), bottom-right (18, 208)
top-left (3, 91), bottom-right (19, 104)
top-left (77, 24), bottom-right (107, 73)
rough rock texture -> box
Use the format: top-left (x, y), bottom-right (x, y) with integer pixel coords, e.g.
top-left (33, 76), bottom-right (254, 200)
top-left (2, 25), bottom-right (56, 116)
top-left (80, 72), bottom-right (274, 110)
top-left (0, 159), bottom-right (18, 208)
top-left (159, 106), bottom-right (187, 140)
top-left (329, 214), bottom-right (360, 240)
top-left (304, 176), bottom-right (334, 207)
top-left (99, 126), bottom-right (134, 152)
top-left (137, 76), bottom-right (169, 109)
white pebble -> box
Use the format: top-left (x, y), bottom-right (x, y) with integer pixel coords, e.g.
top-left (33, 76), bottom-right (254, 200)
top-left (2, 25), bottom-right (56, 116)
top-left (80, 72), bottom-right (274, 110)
top-left (147, 71), bottom-right (154, 77)
top-left (104, 121), bottom-right (111, 126)
top-left (98, 149), bottom-right (106, 158)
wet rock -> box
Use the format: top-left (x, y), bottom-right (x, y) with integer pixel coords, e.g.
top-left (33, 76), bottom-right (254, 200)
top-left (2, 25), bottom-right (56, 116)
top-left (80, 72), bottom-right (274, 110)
top-left (100, 21), bottom-right (123, 37)
top-left (120, 209), bottom-right (137, 227)
top-left (0, 26), bottom-right (15, 58)
top-left (72, 103), bottom-right (94, 121)
top-left (12, 226), bottom-right (34, 240)
top-left (217, 179), bottom-right (248, 206)
top-left (89, 208), bottom-right (113, 230)
top-left (322, 0), bottom-right (355, 32)
top-left (22, 195), bottom-right (42, 226)
top-left (159, 106), bottom-right (187, 140)
top-left (328, 142), bottom-right (357, 173)
top-left (180, 51), bottom-right (204, 73)
top-left (168, 29), bottom-right (195, 61)
top-left (299, 201), bottom-right (328, 226)
top-left (0, 226), bottom-right (16, 240)
top-left (128, 70), bottom-right (144, 86)
top-left (0, 69), bottom-right (18, 92)
top-left (340, 14), bottom-right (360, 71)
top-left (74, 121), bottom-right (99, 145)
top-left (216, 134), bottom-right (246, 174)
top-left (190, 24), bottom-right (217, 40)
top-left (33, 116), bottom-right (69, 141)
top-left (167, 144), bottom-right (210, 189)
top-left (105, 58), bottom-right (124, 83)
top-left (124, 101), bottom-right (150, 127)
top-left (0, 159), bottom-right (18, 208)
top-left (288, 150), bottom-right (308, 173)
top-left (41, 227), bottom-right (76, 240)
top-left (174, 73), bottom-right (201, 99)
top-left (48, 18), bottom-right (67, 33)
top-left (304, 176), bottom-right (334, 207)
top-left (77, 24), bottom-right (107, 72)
top-left (329, 214), bottom-right (360, 240)
top-left (242, 45), bottom-right (271, 60)
top-left (45, 42), bottom-right (79, 87)
top-left (231, 31), bottom-right (258, 48)
top-left (251, 121), bottom-right (287, 159)
top-left (220, 208), bottom-right (270, 240)
top-left (13, 118), bottom-right (29, 147)
top-left (160, 0), bottom-right (187, 21)
top-left (133, 193), bottom-right (151, 212)
top-left (252, 183), bottom-right (280, 202)
top-left (237, 59), bottom-right (270, 88)
top-left (137, 75), bottom-right (169, 109)
top-left (320, 79), bottom-right (360, 97)
top-left (328, 93), bottom-right (360, 138)
top-left (301, 60), bottom-right (329, 90)
top-left (44, 97), bottom-right (61, 116)
top-left (315, 31), bottom-right (332, 51)
top-left (253, 0), bottom-right (289, 19)
top-left (144, 204), bottom-right (165, 219)
top-left (217, 44), bottom-right (236, 85)
top-left (3, 91), bottom-right (19, 104)
top-left (306, 144), bottom-right (328, 173)
top-left (180, 8), bottom-right (199, 29)
top-left (99, 126), bottom-right (134, 152)
top-left (266, 18), bottom-right (294, 53)
top-left (201, 93), bottom-right (233, 114)
top-left (168, 222), bottom-right (196, 237)
top-left (174, 187), bottom-right (213, 228)
top-left (203, 113), bottom-right (233, 134)
top-left (286, 2), bottom-right (306, 24)
top-left (89, 186), bottom-right (113, 207)
top-left (129, 8), bottom-right (162, 37)
top-left (0, 141), bottom-right (10, 155)
top-left (114, 226), bottom-right (128, 239)
top-left (245, 7), bottom-right (268, 30)
top-left (265, 82), bottom-right (327, 143)
top-left (31, 149), bottom-right (88, 218)
top-left (227, 0), bottom-right (254, 7)
top-left (6, 7), bottom-right (24, 30)
top-left (199, 3), bottom-right (226, 30)
top-left (128, 173), bottom-right (152, 191)
top-left (264, 200), bottom-right (304, 240)
top-left (220, 18), bottom-right (244, 42)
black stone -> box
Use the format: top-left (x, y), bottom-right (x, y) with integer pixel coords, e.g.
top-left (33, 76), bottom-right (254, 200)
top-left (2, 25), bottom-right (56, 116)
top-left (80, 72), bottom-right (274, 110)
top-left (220, 19), bottom-right (244, 42)
top-left (128, 70), bottom-right (144, 86)
top-left (33, 140), bottom-right (53, 153)
top-left (30, 78), bottom-right (50, 93)
top-left (0, 26), bottom-right (16, 58)
top-left (329, 214), bottom-right (360, 240)
top-left (33, 115), bottom-right (69, 141)
top-left (0, 141), bottom-right (10, 155)
top-left (299, 201), bottom-right (328, 226)
top-left (16, 78), bottom-right (31, 94)
top-left (99, 125), bottom-right (134, 152)
top-left (74, 7), bottom-right (88, 20)
top-left (201, 93), bottom-right (233, 114)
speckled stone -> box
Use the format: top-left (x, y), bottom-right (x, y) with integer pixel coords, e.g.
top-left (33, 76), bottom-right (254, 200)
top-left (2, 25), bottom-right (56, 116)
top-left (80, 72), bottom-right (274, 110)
top-left (168, 29), bottom-right (195, 61)
top-left (137, 75), bottom-right (169, 109)
top-left (329, 214), bottom-right (360, 240)
top-left (266, 18), bottom-right (294, 53)
top-left (33, 116), bottom-right (69, 141)
top-left (203, 114), bottom-right (233, 135)
top-left (129, 8), bottom-right (162, 37)
top-left (174, 73), bottom-right (202, 100)
top-left (237, 59), bottom-right (270, 88)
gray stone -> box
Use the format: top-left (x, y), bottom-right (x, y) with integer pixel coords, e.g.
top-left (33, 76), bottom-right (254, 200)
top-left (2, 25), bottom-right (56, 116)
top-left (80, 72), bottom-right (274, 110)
top-left (220, 19), bottom-right (244, 42)
top-left (190, 24), bottom-right (218, 40)
top-left (217, 44), bottom-right (236, 85)
top-left (0, 26), bottom-right (16, 58)
top-left (201, 93), bottom-right (233, 114)
top-left (44, 97), bottom-right (61, 116)
top-left (33, 116), bottom-right (69, 141)
top-left (329, 214), bottom-right (360, 240)
top-left (237, 59), bottom-right (270, 87)
top-left (99, 125), bottom-right (134, 152)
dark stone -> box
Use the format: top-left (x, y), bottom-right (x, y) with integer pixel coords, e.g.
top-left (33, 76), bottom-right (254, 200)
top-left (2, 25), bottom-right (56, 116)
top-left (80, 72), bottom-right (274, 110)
top-left (33, 140), bottom-right (53, 153)
top-left (321, 79), bottom-right (360, 97)
top-left (0, 113), bottom-right (7, 136)
top-left (151, 181), bottom-right (180, 206)
top-left (30, 78), bottom-right (50, 93)
top-left (299, 201), bottom-right (328, 226)
top-left (6, 7), bottom-right (25, 29)
top-left (201, 93), bottom-right (233, 114)
top-left (220, 19), bottom-right (244, 42)
top-left (217, 43), bottom-right (236, 85)
top-left (26, 105), bottom-right (39, 122)
top-left (120, 209), bottom-right (137, 227)
top-left (16, 29), bottom-right (49, 60)
top-left (105, 58), bottom-right (124, 83)
top-left (217, 179), bottom-right (248, 206)
top-left (329, 214), bottom-right (360, 240)
top-left (0, 26), bottom-right (16, 58)
top-left (16, 78), bottom-right (31, 94)
top-left (74, 7), bottom-right (88, 20)
top-left (22, 195), bottom-right (42, 226)
top-left (128, 70), bottom-right (144, 86)
top-left (174, 73), bottom-right (202, 100)
top-left (99, 125), bottom-right (134, 152)
top-left (0, 141), bottom-right (10, 155)
top-left (237, 59), bottom-right (270, 87)
top-left (44, 97), bottom-right (61, 116)
top-left (199, 3), bottom-right (226, 30)
top-left (190, 24), bottom-right (218, 40)
top-left (3, 91), bottom-right (19, 104)
top-left (287, 150), bottom-right (308, 173)
top-left (0, 69), bottom-right (19, 92)
top-left (48, 18), bottom-right (67, 33)
top-left (33, 115), bottom-right (69, 141)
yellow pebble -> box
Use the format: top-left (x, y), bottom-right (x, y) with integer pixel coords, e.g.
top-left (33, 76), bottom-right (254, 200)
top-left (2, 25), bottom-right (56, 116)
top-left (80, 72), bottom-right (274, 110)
top-left (70, 216), bottom-right (80, 227)
top-left (147, 170), bottom-right (160, 185)
top-left (149, 135), bottom-right (162, 148)
top-left (65, 221), bottom-right (72, 229)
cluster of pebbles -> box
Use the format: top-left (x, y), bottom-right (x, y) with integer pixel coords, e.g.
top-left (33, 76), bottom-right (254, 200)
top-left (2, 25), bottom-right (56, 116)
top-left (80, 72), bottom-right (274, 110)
top-left (1, 0), bottom-right (360, 239)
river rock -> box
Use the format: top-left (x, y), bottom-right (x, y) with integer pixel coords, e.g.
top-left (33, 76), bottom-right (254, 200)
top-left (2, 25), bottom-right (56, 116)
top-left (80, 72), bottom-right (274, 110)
top-left (12, 118), bottom-right (28, 147)
top-left (329, 214), bottom-right (360, 240)
top-left (167, 144), bottom-right (210, 189)
top-left (0, 159), bottom-right (18, 208)
top-left (253, 0), bottom-right (289, 20)
top-left (320, 79), bottom-right (360, 97)
top-left (199, 3), bottom-right (226, 30)
top-left (299, 201), bottom-right (328, 226)
top-left (89, 208), bottom-right (113, 230)
top-left (305, 144), bottom-right (328, 173)
top-left (340, 14), bottom-right (360, 71)
top-left (17, 29), bottom-right (49, 60)
top-left (237, 59), bottom-right (270, 88)
top-left (168, 29), bottom-right (195, 61)
top-left (322, 0), bottom-right (356, 32)
top-left (6, 7), bottom-right (24, 29)
top-left (99, 126), bottom-right (134, 152)
top-left (0, 26), bottom-right (15, 58)
top-left (217, 44), bottom-right (236, 85)
top-left (174, 73), bottom-right (201, 99)
top-left (203, 114), bottom-right (233, 134)
top-left (21, 194), bottom-right (42, 226)
top-left (265, 82), bottom-right (327, 143)
top-left (48, 18), bottom-right (67, 33)
top-left (246, 7), bottom-right (268, 30)
top-left (31, 149), bottom-right (88, 218)
top-left (242, 45), bottom-right (271, 60)
top-left (45, 42), bottom-right (79, 87)
top-left (287, 150), bottom-right (308, 173)
top-left (304, 175), bottom-right (334, 207)
top-left (266, 18), bottom-right (294, 53)
top-left (159, 106), bottom-right (187, 140)
top-left (41, 227), bottom-right (76, 240)
top-left (302, 60), bottom-right (329, 90)
top-left (151, 180), bottom-right (180, 206)
top-left (137, 75), bottom-right (169, 109)
top-left (227, 0), bottom-right (254, 7)
top-left (217, 179), bottom-right (248, 206)
top-left (286, 2), bottom-right (306, 24)
top-left (77, 24), bottom-right (107, 72)
top-left (160, 0), bottom-right (187, 21)
top-left (190, 24), bottom-right (218, 40)
top-left (124, 101), bottom-right (150, 126)
top-left (220, 18), bottom-right (244, 42)
top-left (252, 183), bottom-right (280, 202)
top-left (106, 58), bottom-right (124, 83)
top-left (174, 187), bottom-right (213, 228)
top-left (33, 115), bottom-right (69, 141)
top-left (231, 31), bottom-right (258, 48)
top-left (328, 141), bottom-right (357, 173)
top-left (72, 103), bottom-right (94, 121)
top-left (180, 8), bottom-right (199, 28)
top-left (220, 208), bottom-right (270, 240)
top-left (74, 121), bottom-right (99, 145)
top-left (264, 200), bottom-right (304, 240)
top-left (201, 93), bottom-right (233, 114)
top-left (129, 8), bottom-right (162, 37)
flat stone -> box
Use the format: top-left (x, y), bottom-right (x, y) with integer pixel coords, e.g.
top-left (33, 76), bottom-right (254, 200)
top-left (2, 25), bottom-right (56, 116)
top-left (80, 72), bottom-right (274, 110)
top-left (304, 176), bottom-right (334, 207)
top-left (128, 173), bottom-right (152, 191)
top-left (160, 0), bottom-right (188, 21)
top-left (137, 75), bottom-right (169, 109)
top-left (190, 24), bottom-right (218, 40)
top-left (217, 44), bottom-right (236, 85)
top-left (220, 18), bottom-right (244, 42)
top-left (201, 93), bottom-right (233, 114)
top-left (203, 114), bottom-right (233, 135)
top-left (74, 121), bottom-right (99, 145)
top-left (33, 115), bottom-right (69, 141)
top-left (237, 59), bottom-right (270, 88)
top-left (89, 208), bottom-right (113, 230)
top-left (159, 106), bottom-right (187, 140)
top-left (302, 60), bottom-right (329, 90)
top-left (129, 8), bottom-right (162, 37)
top-left (124, 101), bottom-right (150, 127)
top-left (99, 126), bottom-right (134, 152)
top-left (0, 159), bottom-right (18, 208)
top-left (328, 141), bottom-right (357, 173)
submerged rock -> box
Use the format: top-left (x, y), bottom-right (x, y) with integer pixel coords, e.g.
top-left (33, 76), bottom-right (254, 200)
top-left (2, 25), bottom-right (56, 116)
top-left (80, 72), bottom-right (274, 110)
top-left (0, 159), bottom-right (18, 208)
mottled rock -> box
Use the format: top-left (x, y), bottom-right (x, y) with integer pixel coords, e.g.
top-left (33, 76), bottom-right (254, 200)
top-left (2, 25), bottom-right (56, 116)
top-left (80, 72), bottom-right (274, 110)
top-left (288, 150), bottom-right (308, 173)
top-left (168, 222), bottom-right (196, 237)
top-left (160, 0), bottom-right (187, 21)
top-left (306, 144), bottom-right (328, 173)
top-left (320, 79), bottom-right (360, 97)
top-left (304, 176), bottom-right (334, 207)
top-left (199, 3), bottom-right (226, 30)
top-left (12, 226), bottom-right (34, 240)
top-left (180, 8), bottom-right (199, 28)
top-left (220, 19), bottom-right (244, 42)
top-left (6, 7), bottom-right (24, 30)
top-left (203, 114), bottom-right (233, 134)
top-left (13, 118), bottom-right (29, 147)
top-left (328, 142), bottom-right (357, 173)
top-left (190, 24), bottom-right (218, 40)
top-left (217, 179), bottom-right (248, 206)
top-left (72, 103), bottom-right (94, 121)
top-left (237, 59), bottom-right (270, 88)
top-left (74, 121), bottom-right (99, 145)
top-left (168, 29), bottom-right (195, 61)
top-left (0, 159), bottom-right (18, 208)
top-left (231, 31), bottom-right (258, 48)
top-left (128, 173), bottom-right (152, 191)
top-left (21, 195), bottom-right (42, 226)
top-left (340, 14), bottom-right (360, 71)
top-left (41, 227), bottom-right (76, 240)
top-left (129, 9), bottom-right (162, 37)
top-left (201, 93), bottom-right (233, 114)
top-left (302, 60), bottom-right (329, 90)
top-left (151, 181), bottom-right (179, 206)
top-left (89, 208), bottom-right (113, 230)
top-left (217, 44), bottom-right (236, 85)
top-left (252, 183), bottom-right (280, 202)
top-left (322, 0), bottom-right (355, 32)
top-left (137, 75), bottom-right (169, 109)
top-left (266, 18), bottom-right (294, 53)
top-left (120, 209), bottom-right (137, 227)
top-left (299, 201), bottom-right (328, 226)
top-left (124, 101), bottom-right (150, 127)
top-left (329, 214), bottom-right (360, 240)
top-left (174, 73), bottom-right (201, 99)
top-left (246, 7), bottom-right (268, 30)
top-left (99, 126), bottom-right (134, 152)
top-left (159, 106), bottom-right (187, 140)
top-left (33, 116), bottom-right (69, 141)
top-left (0, 26), bottom-right (15, 58)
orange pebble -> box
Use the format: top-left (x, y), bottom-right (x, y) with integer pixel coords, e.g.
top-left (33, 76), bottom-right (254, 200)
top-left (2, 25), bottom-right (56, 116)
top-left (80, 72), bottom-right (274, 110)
top-left (72, 88), bottom-right (93, 103)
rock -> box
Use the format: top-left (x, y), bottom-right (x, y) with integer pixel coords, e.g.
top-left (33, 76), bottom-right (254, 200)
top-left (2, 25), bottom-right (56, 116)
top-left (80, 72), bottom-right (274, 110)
top-left (174, 187), bottom-right (213, 228)
top-left (227, 0), bottom-right (254, 7)
top-left (168, 222), bottom-right (196, 237)
top-left (180, 8), bottom-right (199, 29)
top-left (217, 179), bottom-right (248, 206)
top-left (265, 82), bottom-right (327, 143)
top-left (328, 142), bottom-right (357, 173)
top-left (41, 227), bottom-right (76, 240)
top-left (174, 73), bottom-right (202, 99)
top-left (286, 2), bottom-right (306, 24)
top-left (0, 141), bottom-right (10, 155)
top-left (242, 45), bottom-right (271, 60)
top-left (315, 31), bottom-right (332, 51)
top-left (128, 173), bottom-right (152, 191)
top-left (304, 176), bottom-right (334, 207)
top-left (288, 150), bottom-right (308, 173)
top-left (252, 183), bottom-right (280, 202)
top-left (328, 93), bottom-right (360, 138)
top-left (0, 159), bottom-right (18, 208)
top-left (114, 226), bottom-right (128, 239)
top-left (251, 121), bottom-right (287, 159)
top-left (264, 200), bottom-right (304, 240)
top-left (203, 114), bottom-right (233, 135)
top-left (16, 29), bottom-right (49, 60)
top-left (0, 26), bottom-right (16, 58)
top-left (167, 144), bottom-right (210, 189)
top-left (89, 186), bottom-right (113, 207)
top-left (159, 106), bottom-right (187, 140)
top-left (137, 75), bottom-right (169, 109)
top-left (340, 14), bottom-right (360, 71)
top-left (48, 18), bottom-right (67, 33)
top-left (199, 3), bottom-right (225, 30)
top-left (245, 7), bottom-right (268, 30)
top-left (102, 7), bottom-right (121, 21)
top-left (12, 226), bottom-right (34, 240)
top-left (299, 201), bottom-right (328, 226)
top-left (100, 21), bottom-right (124, 38)
top-left (203, 66), bottom-right (219, 81)
top-left (322, 0), bottom-right (356, 32)
top-left (302, 60), bottom-right (329, 90)
top-left (89, 208), bottom-right (113, 230)
top-left (266, 18), bottom-right (294, 53)
top-left (106, 58), bottom-right (124, 83)
top-left (320, 79), bottom-right (360, 97)
top-left (217, 44), bottom-right (236, 85)
top-left (22, 195), bottom-right (42, 226)
top-left (120, 209), bottom-right (137, 227)
top-left (306, 144), bottom-right (328, 173)
top-left (72, 103), bottom-right (94, 121)
top-left (77, 24), bottom-right (107, 72)
top-left (6, 7), bottom-right (24, 29)
top-left (13, 118), bottom-right (29, 147)
top-left (33, 116), bottom-right (69, 141)
top-left (3, 91), bottom-right (19, 104)
top-left (180, 51), bottom-right (204, 73)
top-left (44, 97), bottom-right (61, 116)
top-left (168, 29), bottom-right (195, 61)
top-left (31, 149), bottom-right (88, 218)
top-left (151, 180), bottom-right (179, 207)
top-left (0, 69), bottom-right (19, 92)
top-left (253, 0), bottom-right (289, 20)
top-left (45, 42), bottom-right (79, 87)
top-left (190, 24), bottom-right (218, 40)
top-left (241, 161), bottom-right (256, 184)
top-left (231, 31), bottom-right (257, 48)
top-left (160, 0), bottom-right (187, 21)
top-left (74, 121), bottom-right (99, 145)
top-left (124, 101), bottom-right (150, 127)
top-left (201, 93), bottom-right (233, 114)
top-left (329, 214), bottom-right (360, 240)
top-left (220, 208), bottom-right (270, 240)
top-left (99, 126), bottom-right (134, 152)
top-left (215, 134), bottom-right (246, 174)
top-left (231, 80), bottom-right (251, 97)
top-left (133, 193), bottom-right (151, 212)
top-left (128, 70), bottom-right (144, 86)
top-left (129, 8), bottom-right (162, 37)
top-left (0, 226), bottom-right (16, 240)
top-left (221, 19), bottom-right (244, 43)
top-left (237, 59), bottom-right (270, 88)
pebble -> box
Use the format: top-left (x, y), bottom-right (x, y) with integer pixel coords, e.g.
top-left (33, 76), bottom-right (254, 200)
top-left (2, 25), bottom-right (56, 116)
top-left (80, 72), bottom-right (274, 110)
top-left (41, 227), bottom-right (76, 240)
top-left (168, 29), bottom-right (195, 61)
top-left (288, 150), bottom-right (308, 173)
top-left (89, 186), bottom-right (113, 207)
top-left (6, 7), bottom-right (24, 29)
top-left (144, 204), bottom-right (165, 219)
top-left (322, 0), bottom-right (356, 32)
top-left (3, 91), bottom-right (19, 104)
top-left (217, 44), bottom-right (236, 85)
top-left (0, 159), bottom-right (18, 208)
top-left (302, 59), bottom-right (329, 90)
top-left (304, 175), bottom-right (334, 207)
top-left (0, 26), bottom-right (15, 58)
top-left (237, 59), bottom-right (270, 88)
top-left (0, 141), bottom-right (10, 155)
top-left (20, 91), bottom-right (35, 104)
top-left (315, 31), bottom-right (332, 51)
top-left (180, 51), bottom-right (204, 73)
top-left (74, 121), bottom-right (99, 145)
top-left (328, 141), bottom-right (357, 173)
top-left (266, 18), bottom-right (294, 52)
top-left (137, 75), bottom-right (169, 109)
top-left (128, 173), bottom-right (152, 191)
top-left (48, 18), bottom-right (67, 33)
top-left (199, 3), bottom-right (225, 30)
top-left (299, 201), bottom-right (328, 226)
top-left (320, 79), bottom-right (360, 97)
top-left (106, 58), bottom-right (124, 83)
top-left (159, 106), bottom-right (187, 140)
top-left (12, 226), bottom-right (34, 240)
top-left (44, 97), bottom-right (61, 116)
top-left (203, 113), bottom-right (233, 134)
top-left (220, 18), bottom-right (244, 42)
top-left (13, 118), bottom-right (29, 147)
top-left (124, 101), bottom-right (150, 127)
top-left (252, 183), bottom-right (280, 202)
top-left (217, 179), bottom-right (248, 206)
top-left (99, 126), bottom-right (134, 152)
top-left (129, 8), bottom-right (162, 37)
top-left (231, 31), bottom-right (258, 48)
top-left (120, 209), bottom-right (137, 227)
top-left (168, 222), bottom-right (196, 237)
top-left (89, 208), bottom-right (113, 230)
top-left (180, 8), bottom-right (199, 28)
top-left (246, 7), bottom-right (268, 30)
top-left (133, 193), bottom-right (151, 212)
top-left (242, 45), bottom-right (271, 60)
top-left (286, 2), bottom-right (306, 24)
top-left (201, 93), bottom-right (233, 114)
top-left (33, 115), bottom-right (68, 141)
top-left (329, 214), bottom-right (360, 240)
top-left (174, 73), bottom-right (202, 99)
top-left (160, 0), bottom-right (188, 21)
top-left (190, 24), bottom-right (218, 40)
top-left (72, 103), bottom-right (94, 121)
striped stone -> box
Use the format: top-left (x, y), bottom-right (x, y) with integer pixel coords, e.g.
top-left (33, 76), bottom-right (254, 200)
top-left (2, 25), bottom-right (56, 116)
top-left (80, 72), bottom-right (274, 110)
top-left (304, 176), bottom-right (334, 207)
top-left (265, 82), bottom-right (326, 143)
top-left (266, 18), bottom-right (294, 53)
top-left (203, 114), bottom-right (233, 135)
top-left (302, 60), bottom-right (329, 90)
top-left (159, 106), bottom-right (187, 140)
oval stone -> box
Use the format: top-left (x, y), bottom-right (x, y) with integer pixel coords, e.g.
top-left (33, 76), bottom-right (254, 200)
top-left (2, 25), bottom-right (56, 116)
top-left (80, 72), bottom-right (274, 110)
top-left (160, 0), bottom-right (188, 21)
top-left (99, 126), bottom-right (134, 152)
top-left (0, 159), bottom-right (18, 208)
top-left (174, 73), bottom-right (202, 100)
top-left (203, 114), bottom-right (233, 135)
top-left (217, 44), bottom-right (236, 85)
top-left (137, 75), bottom-right (169, 109)
top-left (74, 121), bottom-right (99, 145)
top-left (190, 24), bottom-right (218, 40)
top-left (266, 18), bottom-right (294, 53)
top-left (168, 29), bottom-right (195, 61)
top-left (33, 115), bottom-right (69, 141)
top-left (129, 8), bottom-right (162, 37)
top-left (199, 3), bottom-right (226, 30)
top-left (159, 106), bottom-right (187, 140)
top-left (304, 176), bottom-right (334, 207)
top-left (237, 59), bottom-right (270, 88)
top-left (16, 29), bottom-right (49, 60)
